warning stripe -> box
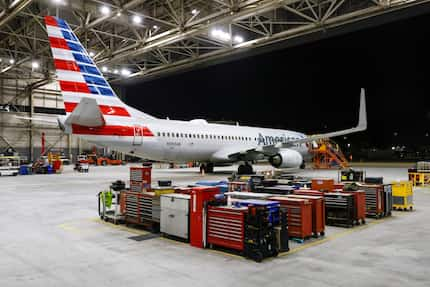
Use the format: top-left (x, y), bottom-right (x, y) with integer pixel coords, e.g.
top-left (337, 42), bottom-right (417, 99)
top-left (72, 125), bottom-right (153, 136)
top-left (49, 37), bottom-right (70, 50)
top-left (54, 59), bottom-right (80, 72)
top-left (59, 81), bottom-right (90, 94)
top-left (45, 16), bottom-right (58, 27)
top-left (64, 102), bottom-right (131, 117)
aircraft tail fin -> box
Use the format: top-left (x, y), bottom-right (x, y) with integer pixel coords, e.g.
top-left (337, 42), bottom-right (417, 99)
top-left (44, 16), bottom-right (148, 120)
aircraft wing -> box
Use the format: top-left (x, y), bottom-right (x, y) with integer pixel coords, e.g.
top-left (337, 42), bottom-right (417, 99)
top-left (226, 89), bottom-right (367, 160)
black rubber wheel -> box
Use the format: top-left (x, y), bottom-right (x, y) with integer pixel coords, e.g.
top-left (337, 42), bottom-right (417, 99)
top-left (238, 164), bottom-right (246, 175)
top-left (206, 163), bottom-right (214, 173)
top-left (254, 251), bottom-right (263, 263)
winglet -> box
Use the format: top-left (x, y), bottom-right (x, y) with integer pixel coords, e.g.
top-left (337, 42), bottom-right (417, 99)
top-left (357, 88), bottom-right (367, 131)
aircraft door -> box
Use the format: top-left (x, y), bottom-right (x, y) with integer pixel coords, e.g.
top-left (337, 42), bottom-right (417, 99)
top-left (133, 125), bottom-right (143, 145)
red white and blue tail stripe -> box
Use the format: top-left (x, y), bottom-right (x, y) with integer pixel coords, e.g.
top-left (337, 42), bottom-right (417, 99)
top-left (44, 16), bottom-right (130, 118)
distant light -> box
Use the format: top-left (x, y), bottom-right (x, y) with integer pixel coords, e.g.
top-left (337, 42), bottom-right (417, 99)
top-left (116, 11), bottom-right (122, 17)
top-left (100, 6), bottom-right (110, 15)
top-left (52, 0), bottom-right (64, 4)
top-left (153, 25), bottom-right (158, 29)
top-left (132, 15), bottom-right (142, 24)
top-left (102, 66), bottom-right (108, 72)
top-left (392, 146), bottom-right (396, 150)
top-left (32, 61), bottom-right (40, 69)
top-left (9, 58), bottom-right (15, 64)
top-left (89, 51), bottom-right (95, 57)
top-left (121, 68), bottom-right (131, 76)
top-left (191, 9), bottom-right (198, 15)
top-left (233, 35), bottom-right (244, 44)
top-left (347, 143), bottom-right (351, 148)
top-left (113, 69), bottom-right (119, 74)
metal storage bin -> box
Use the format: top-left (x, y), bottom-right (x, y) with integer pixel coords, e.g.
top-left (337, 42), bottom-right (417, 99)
top-left (357, 184), bottom-right (384, 218)
top-left (324, 193), bottom-right (355, 227)
top-left (207, 205), bottom-right (247, 251)
top-left (383, 184), bottom-right (393, 216)
top-left (285, 194), bottom-right (325, 237)
top-left (269, 197), bottom-right (313, 240)
top-left (160, 194), bottom-right (190, 240)
top-left (311, 178), bottom-right (334, 192)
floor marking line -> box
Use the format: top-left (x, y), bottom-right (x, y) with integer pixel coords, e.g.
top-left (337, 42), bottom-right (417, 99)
top-left (90, 218), bottom-right (150, 236)
top-left (279, 215), bottom-right (396, 257)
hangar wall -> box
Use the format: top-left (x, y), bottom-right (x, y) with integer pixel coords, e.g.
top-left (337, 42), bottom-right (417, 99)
top-left (0, 78), bottom-right (91, 162)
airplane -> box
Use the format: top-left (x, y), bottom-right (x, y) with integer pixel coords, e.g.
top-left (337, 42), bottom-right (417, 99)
top-left (35, 16), bottom-right (367, 174)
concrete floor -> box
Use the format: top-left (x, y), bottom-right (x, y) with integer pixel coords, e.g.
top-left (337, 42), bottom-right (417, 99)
top-left (1, 164), bottom-right (429, 287)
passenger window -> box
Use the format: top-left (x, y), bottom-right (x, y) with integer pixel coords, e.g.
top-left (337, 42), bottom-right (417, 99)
top-left (157, 132), bottom-right (160, 136)
top-left (176, 133), bottom-right (179, 137)
top-left (205, 135), bottom-right (208, 139)
top-left (193, 134), bottom-right (196, 138)
top-left (167, 132), bottom-right (170, 137)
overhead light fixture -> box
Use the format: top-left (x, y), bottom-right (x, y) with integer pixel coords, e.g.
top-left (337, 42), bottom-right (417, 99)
top-left (191, 9), bottom-right (198, 15)
top-left (113, 69), bottom-right (119, 74)
top-left (116, 11), bottom-right (122, 17)
top-left (52, 0), bottom-right (64, 5)
top-left (32, 61), bottom-right (40, 69)
top-left (100, 6), bottom-right (111, 15)
top-left (132, 15), bottom-right (142, 24)
top-left (89, 51), bottom-right (95, 57)
top-left (121, 68), bottom-right (131, 76)
top-left (102, 66), bottom-right (108, 72)
top-left (233, 35), bottom-right (244, 44)
top-left (210, 28), bottom-right (231, 42)
top-left (9, 58), bottom-right (15, 65)
top-left (153, 25), bottom-right (158, 29)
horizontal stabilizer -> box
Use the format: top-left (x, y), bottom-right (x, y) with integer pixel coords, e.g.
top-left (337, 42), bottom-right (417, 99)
top-left (65, 98), bottom-right (104, 127)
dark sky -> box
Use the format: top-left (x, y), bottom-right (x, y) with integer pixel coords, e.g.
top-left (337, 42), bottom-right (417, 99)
top-left (123, 12), bottom-right (430, 149)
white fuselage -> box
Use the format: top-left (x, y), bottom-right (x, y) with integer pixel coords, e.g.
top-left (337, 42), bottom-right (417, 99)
top-left (76, 116), bottom-right (309, 163)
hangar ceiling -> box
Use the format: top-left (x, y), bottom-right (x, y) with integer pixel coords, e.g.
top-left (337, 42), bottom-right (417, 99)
top-left (0, 0), bottom-right (429, 84)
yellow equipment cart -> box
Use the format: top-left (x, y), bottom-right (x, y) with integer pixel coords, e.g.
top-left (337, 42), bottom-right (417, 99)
top-left (391, 181), bottom-right (413, 211)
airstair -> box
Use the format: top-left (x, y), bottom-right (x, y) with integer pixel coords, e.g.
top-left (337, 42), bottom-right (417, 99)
top-left (309, 139), bottom-right (349, 169)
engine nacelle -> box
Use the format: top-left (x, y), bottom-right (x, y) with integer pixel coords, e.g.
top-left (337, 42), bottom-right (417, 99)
top-left (269, 149), bottom-right (303, 169)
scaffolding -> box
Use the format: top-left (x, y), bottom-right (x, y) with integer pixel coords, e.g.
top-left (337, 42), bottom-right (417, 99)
top-left (309, 139), bottom-right (349, 169)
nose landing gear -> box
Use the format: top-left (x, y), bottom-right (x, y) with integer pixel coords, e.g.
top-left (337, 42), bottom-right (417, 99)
top-left (238, 162), bottom-right (254, 175)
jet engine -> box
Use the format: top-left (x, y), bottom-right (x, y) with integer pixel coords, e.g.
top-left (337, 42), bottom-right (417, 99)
top-left (269, 149), bottom-right (303, 169)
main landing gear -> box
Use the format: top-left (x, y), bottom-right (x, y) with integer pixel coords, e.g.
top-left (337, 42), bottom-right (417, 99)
top-left (200, 163), bottom-right (214, 174)
top-left (238, 162), bottom-right (254, 175)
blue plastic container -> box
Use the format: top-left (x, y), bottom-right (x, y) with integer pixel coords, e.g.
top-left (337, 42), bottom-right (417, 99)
top-left (232, 199), bottom-right (280, 224)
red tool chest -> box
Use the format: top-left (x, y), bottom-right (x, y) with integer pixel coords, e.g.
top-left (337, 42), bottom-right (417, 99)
top-left (189, 186), bottom-right (219, 248)
top-left (311, 178), bottom-right (334, 192)
top-left (341, 190), bottom-right (366, 224)
top-left (207, 206), bottom-right (247, 251)
top-left (285, 195), bottom-right (325, 237)
top-left (357, 184), bottom-right (384, 218)
top-left (294, 190), bottom-right (324, 197)
top-left (269, 197), bottom-right (313, 240)
top-left (130, 167), bottom-right (152, 192)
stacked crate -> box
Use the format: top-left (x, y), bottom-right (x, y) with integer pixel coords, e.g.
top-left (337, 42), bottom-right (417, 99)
top-left (269, 197), bottom-right (312, 241)
top-left (130, 167), bottom-right (152, 192)
top-left (207, 205), bottom-right (247, 251)
top-left (285, 194), bottom-right (325, 237)
top-left (324, 193), bottom-right (355, 227)
top-left (357, 184), bottom-right (384, 218)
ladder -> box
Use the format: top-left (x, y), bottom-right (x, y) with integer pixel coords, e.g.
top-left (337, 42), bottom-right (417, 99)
top-left (309, 139), bottom-right (349, 169)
